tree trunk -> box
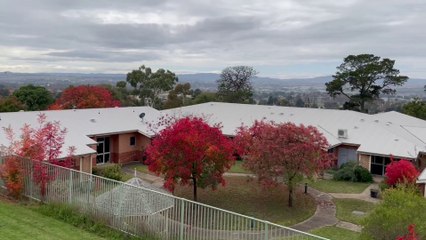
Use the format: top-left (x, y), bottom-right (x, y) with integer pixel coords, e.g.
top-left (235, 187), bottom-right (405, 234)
top-left (360, 99), bottom-right (366, 113)
top-left (192, 176), bottom-right (197, 202)
top-left (288, 183), bottom-right (293, 207)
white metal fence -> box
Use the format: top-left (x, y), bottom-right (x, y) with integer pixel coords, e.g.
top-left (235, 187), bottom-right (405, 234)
top-left (0, 157), bottom-right (328, 240)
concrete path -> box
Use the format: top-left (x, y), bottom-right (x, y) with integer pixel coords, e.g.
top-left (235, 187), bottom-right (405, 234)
top-left (330, 183), bottom-right (381, 203)
top-left (292, 187), bottom-right (338, 232)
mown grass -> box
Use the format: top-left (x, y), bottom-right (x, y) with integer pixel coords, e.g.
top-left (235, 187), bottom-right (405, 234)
top-left (134, 165), bottom-right (151, 174)
top-left (228, 160), bottom-right (251, 174)
top-left (307, 179), bottom-right (370, 193)
top-left (334, 198), bottom-right (376, 225)
top-left (0, 199), bottom-right (105, 240)
top-left (310, 226), bottom-right (360, 240)
top-left (33, 203), bottom-right (152, 240)
top-left (174, 176), bottom-right (316, 226)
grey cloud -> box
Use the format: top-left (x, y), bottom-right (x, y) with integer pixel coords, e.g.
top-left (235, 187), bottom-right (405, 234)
top-left (0, 0), bottom-right (425, 77)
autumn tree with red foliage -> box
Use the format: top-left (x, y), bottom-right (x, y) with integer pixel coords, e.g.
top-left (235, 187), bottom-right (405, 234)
top-left (0, 156), bottom-right (24, 199)
top-left (49, 85), bottom-right (121, 109)
top-left (235, 121), bottom-right (333, 207)
top-left (2, 114), bottom-right (75, 200)
top-left (385, 159), bottom-right (419, 186)
top-left (145, 117), bottom-right (235, 201)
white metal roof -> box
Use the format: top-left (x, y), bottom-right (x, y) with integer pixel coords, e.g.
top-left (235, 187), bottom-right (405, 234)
top-left (162, 102), bottom-right (426, 159)
top-left (0, 107), bottom-right (161, 157)
top-left (0, 103), bottom-right (425, 160)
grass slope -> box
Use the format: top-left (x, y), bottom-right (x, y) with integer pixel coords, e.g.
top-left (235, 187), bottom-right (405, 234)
top-left (0, 200), bottom-right (104, 240)
top-left (174, 176), bottom-right (316, 226)
top-left (310, 226), bottom-right (360, 240)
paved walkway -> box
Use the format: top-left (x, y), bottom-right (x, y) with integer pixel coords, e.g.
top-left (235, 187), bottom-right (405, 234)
top-left (292, 187), bottom-right (338, 232)
top-left (122, 162), bottom-right (378, 233)
top-left (330, 183), bottom-right (381, 203)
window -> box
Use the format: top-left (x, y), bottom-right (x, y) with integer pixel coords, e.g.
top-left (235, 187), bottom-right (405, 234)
top-left (96, 137), bottom-right (110, 164)
top-left (371, 155), bottom-right (394, 175)
top-left (130, 136), bottom-right (136, 146)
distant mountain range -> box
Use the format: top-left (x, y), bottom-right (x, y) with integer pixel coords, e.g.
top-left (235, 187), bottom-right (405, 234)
top-left (1, 72), bottom-right (425, 92)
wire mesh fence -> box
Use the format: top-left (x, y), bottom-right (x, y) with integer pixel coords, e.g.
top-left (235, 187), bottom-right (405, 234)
top-left (0, 156), bottom-right (328, 240)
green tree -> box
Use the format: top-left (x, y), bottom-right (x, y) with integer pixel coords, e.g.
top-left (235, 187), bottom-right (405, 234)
top-left (403, 98), bottom-right (426, 120)
top-left (217, 66), bottom-right (257, 103)
top-left (192, 92), bottom-right (217, 104)
top-left (361, 186), bottom-right (426, 239)
top-left (126, 65), bottom-right (178, 108)
top-left (13, 85), bottom-right (54, 111)
top-left (326, 54), bottom-right (408, 112)
top-left (163, 83), bottom-right (192, 109)
top-left (0, 96), bottom-right (25, 112)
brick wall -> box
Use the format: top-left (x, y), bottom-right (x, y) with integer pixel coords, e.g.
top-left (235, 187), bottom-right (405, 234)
top-left (359, 154), bottom-right (371, 171)
top-left (117, 150), bottom-right (144, 164)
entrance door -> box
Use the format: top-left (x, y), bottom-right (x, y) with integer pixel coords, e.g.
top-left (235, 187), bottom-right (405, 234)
top-left (96, 137), bottom-right (110, 164)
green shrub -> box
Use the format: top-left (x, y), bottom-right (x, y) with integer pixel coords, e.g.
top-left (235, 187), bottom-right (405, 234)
top-left (379, 180), bottom-right (390, 192)
top-left (353, 166), bottom-right (373, 183)
top-left (333, 161), bottom-right (372, 183)
top-left (361, 186), bottom-right (426, 240)
top-left (92, 164), bottom-right (123, 181)
top-left (333, 167), bottom-right (354, 181)
top-left (333, 161), bottom-right (356, 181)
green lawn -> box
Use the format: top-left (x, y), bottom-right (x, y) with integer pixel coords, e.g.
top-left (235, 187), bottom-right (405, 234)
top-left (334, 199), bottom-right (376, 225)
top-left (310, 226), bottom-right (360, 240)
top-left (174, 176), bottom-right (316, 226)
top-left (228, 160), bottom-right (251, 174)
top-left (307, 179), bottom-right (370, 193)
top-left (0, 200), bottom-right (104, 240)
top-left (134, 165), bottom-right (151, 174)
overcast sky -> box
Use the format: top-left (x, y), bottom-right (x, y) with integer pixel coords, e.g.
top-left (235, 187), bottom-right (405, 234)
top-left (0, 0), bottom-right (425, 78)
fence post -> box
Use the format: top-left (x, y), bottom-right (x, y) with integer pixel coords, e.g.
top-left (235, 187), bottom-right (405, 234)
top-left (29, 167), bottom-right (33, 199)
top-left (264, 221), bottom-right (269, 240)
top-left (68, 170), bottom-right (73, 204)
top-left (180, 199), bottom-right (185, 240)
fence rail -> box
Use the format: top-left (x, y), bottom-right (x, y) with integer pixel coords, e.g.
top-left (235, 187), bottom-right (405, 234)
top-left (0, 156), bottom-right (328, 240)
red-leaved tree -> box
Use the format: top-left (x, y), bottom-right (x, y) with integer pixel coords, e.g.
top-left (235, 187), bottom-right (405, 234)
top-left (3, 114), bottom-right (75, 200)
top-left (385, 159), bottom-right (419, 186)
top-left (235, 121), bottom-right (333, 207)
top-left (145, 117), bottom-right (235, 201)
top-left (0, 156), bottom-right (24, 199)
top-left (49, 85), bottom-right (121, 110)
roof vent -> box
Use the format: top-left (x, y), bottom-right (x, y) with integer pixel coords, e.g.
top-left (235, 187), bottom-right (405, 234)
top-left (360, 118), bottom-right (365, 122)
top-left (90, 118), bottom-right (96, 123)
top-left (338, 129), bottom-right (348, 139)
top-left (139, 112), bottom-right (145, 121)
top-left (279, 113), bottom-right (284, 115)
top-left (374, 119), bottom-right (379, 123)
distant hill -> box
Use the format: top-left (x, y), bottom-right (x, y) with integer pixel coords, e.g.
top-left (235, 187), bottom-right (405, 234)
top-left (1, 72), bottom-right (425, 94)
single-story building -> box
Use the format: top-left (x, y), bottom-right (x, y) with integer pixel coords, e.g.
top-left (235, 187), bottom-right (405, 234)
top-left (162, 102), bottom-right (426, 177)
top-left (1, 102), bottom-right (425, 184)
top-left (0, 107), bottom-right (160, 173)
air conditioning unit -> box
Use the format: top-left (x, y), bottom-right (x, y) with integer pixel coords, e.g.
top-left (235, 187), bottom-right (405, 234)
top-left (338, 129), bottom-right (348, 139)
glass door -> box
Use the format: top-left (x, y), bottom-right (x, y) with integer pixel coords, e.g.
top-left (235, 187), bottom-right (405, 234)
top-left (96, 137), bottom-right (110, 164)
